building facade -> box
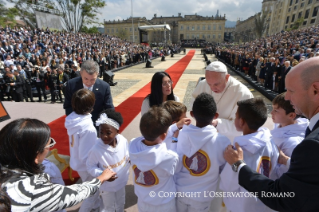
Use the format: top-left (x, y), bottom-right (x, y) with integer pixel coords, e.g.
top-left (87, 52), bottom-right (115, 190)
top-left (234, 15), bottom-right (259, 43)
top-left (234, 0), bottom-right (319, 39)
top-left (104, 17), bottom-right (151, 42)
top-left (269, 0), bottom-right (319, 35)
top-left (104, 12), bottom-right (226, 44)
top-left (224, 27), bottom-right (235, 42)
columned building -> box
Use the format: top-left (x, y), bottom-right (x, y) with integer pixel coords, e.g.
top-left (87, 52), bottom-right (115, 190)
top-left (104, 12), bottom-right (226, 43)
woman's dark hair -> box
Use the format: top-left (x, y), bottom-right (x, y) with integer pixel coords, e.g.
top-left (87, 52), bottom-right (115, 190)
top-left (0, 190), bottom-right (11, 212)
top-left (147, 72), bottom-right (175, 107)
top-left (72, 89), bottom-right (95, 115)
top-left (0, 119), bottom-right (50, 184)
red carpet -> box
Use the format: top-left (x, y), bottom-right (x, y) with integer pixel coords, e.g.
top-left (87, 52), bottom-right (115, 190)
top-left (48, 50), bottom-right (195, 184)
top-left (117, 50), bottom-right (195, 131)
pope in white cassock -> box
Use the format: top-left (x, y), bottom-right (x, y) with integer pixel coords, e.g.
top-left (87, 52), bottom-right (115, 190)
top-left (191, 61), bottom-right (253, 143)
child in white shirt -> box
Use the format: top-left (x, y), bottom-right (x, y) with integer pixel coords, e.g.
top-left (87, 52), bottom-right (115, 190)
top-left (270, 92), bottom-right (308, 177)
top-left (162, 100), bottom-right (191, 151)
top-left (175, 93), bottom-right (231, 212)
top-left (64, 88), bottom-right (99, 212)
top-left (43, 159), bottom-right (66, 212)
top-left (129, 106), bottom-right (180, 212)
top-left (220, 98), bottom-right (279, 212)
top-left (87, 109), bottom-right (129, 212)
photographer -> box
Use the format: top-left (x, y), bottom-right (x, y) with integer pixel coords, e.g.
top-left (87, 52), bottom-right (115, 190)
top-left (5, 70), bottom-right (24, 102)
top-left (46, 67), bottom-right (60, 103)
top-left (0, 69), bottom-right (5, 101)
top-left (23, 65), bottom-right (34, 102)
top-left (31, 65), bottom-right (47, 102)
top-left (57, 67), bottom-right (69, 102)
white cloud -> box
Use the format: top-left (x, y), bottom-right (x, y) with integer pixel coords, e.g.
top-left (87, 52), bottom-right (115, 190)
top-left (98, 0), bottom-right (262, 23)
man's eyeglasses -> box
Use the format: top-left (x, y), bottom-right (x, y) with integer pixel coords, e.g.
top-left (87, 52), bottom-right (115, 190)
top-left (45, 138), bottom-right (56, 149)
top-left (162, 80), bottom-right (173, 87)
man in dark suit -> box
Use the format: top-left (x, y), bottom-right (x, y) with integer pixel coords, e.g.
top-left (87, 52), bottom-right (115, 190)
top-left (278, 61), bottom-right (291, 93)
top-left (224, 57), bottom-right (319, 212)
top-left (63, 60), bottom-right (114, 123)
top-left (264, 57), bottom-right (275, 90)
top-left (6, 70), bottom-right (24, 102)
top-left (57, 67), bottom-right (69, 102)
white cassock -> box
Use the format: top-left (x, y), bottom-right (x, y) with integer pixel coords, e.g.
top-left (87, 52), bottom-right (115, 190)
top-left (191, 76), bottom-right (253, 143)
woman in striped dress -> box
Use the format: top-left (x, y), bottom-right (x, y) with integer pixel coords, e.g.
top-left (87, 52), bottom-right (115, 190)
top-left (0, 118), bottom-right (116, 212)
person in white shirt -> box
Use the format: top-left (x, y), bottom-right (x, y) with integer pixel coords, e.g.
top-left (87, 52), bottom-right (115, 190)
top-left (175, 93), bottom-right (231, 212)
top-left (129, 106), bottom-right (180, 212)
top-left (191, 61), bottom-right (253, 142)
top-left (64, 89), bottom-right (100, 212)
top-left (161, 101), bottom-right (191, 151)
top-left (141, 72), bottom-right (180, 115)
top-left (270, 92), bottom-right (308, 177)
top-left (43, 159), bottom-right (66, 212)
top-left (220, 98), bottom-right (279, 212)
top-left (87, 109), bottom-right (129, 212)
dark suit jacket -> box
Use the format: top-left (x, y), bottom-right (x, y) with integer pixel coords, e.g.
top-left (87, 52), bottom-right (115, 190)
top-left (279, 66), bottom-right (291, 93)
top-left (9, 75), bottom-right (24, 94)
top-left (63, 76), bottom-right (114, 123)
top-left (239, 120), bottom-right (319, 212)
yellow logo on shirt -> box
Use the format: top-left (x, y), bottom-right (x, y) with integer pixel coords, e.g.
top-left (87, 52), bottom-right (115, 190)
top-left (257, 156), bottom-right (271, 178)
top-left (183, 149), bottom-right (211, 176)
top-left (132, 165), bottom-right (159, 187)
top-left (103, 155), bottom-right (130, 170)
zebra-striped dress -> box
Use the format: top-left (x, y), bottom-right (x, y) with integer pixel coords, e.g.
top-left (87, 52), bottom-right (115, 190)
top-left (2, 172), bottom-right (101, 212)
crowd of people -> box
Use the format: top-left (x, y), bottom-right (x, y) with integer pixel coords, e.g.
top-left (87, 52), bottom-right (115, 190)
top-left (213, 24), bottom-right (319, 93)
top-left (0, 26), bottom-right (178, 103)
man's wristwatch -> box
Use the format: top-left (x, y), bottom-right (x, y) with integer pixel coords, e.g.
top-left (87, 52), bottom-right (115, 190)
top-left (231, 160), bottom-right (246, 172)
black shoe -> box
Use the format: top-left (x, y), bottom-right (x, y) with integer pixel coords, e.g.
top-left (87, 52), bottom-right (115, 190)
top-left (31, 100), bottom-right (35, 102)
top-left (44, 99), bottom-right (47, 102)
top-left (37, 100), bottom-right (42, 102)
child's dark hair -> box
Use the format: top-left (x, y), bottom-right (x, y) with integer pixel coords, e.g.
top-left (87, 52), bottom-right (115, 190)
top-left (71, 88), bottom-right (95, 115)
top-left (272, 92), bottom-right (295, 115)
top-left (162, 101), bottom-right (187, 123)
top-left (0, 190), bottom-right (11, 212)
top-left (192, 93), bottom-right (217, 125)
top-left (99, 109), bottom-right (123, 127)
top-left (140, 106), bottom-right (172, 141)
top-left (237, 98), bottom-right (267, 131)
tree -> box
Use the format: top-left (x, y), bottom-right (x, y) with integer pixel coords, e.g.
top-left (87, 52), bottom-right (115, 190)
top-left (7, 0), bottom-right (53, 28)
top-left (0, 0), bottom-right (19, 27)
top-left (9, 0), bottom-right (105, 31)
top-left (55, 0), bottom-right (106, 32)
top-left (80, 25), bottom-right (100, 34)
top-left (254, 11), bottom-right (268, 39)
top-left (116, 28), bottom-right (128, 40)
top-left (291, 18), bottom-right (304, 30)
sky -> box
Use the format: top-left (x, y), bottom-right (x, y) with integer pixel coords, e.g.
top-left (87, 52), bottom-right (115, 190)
top-left (98, 0), bottom-right (263, 24)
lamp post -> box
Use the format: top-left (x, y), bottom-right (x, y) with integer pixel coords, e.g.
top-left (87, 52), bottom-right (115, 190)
top-left (131, 0), bottom-right (134, 43)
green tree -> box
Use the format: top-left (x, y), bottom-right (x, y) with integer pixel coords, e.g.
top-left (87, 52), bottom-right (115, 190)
top-left (254, 11), bottom-right (268, 39)
top-left (0, 1), bottom-right (19, 27)
top-left (55, 0), bottom-right (106, 32)
top-left (116, 28), bottom-right (128, 40)
top-left (7, 0), bottom-right (53, 28)
top-left (80, 25), bottom-right (100, 34)
top-left (8, 0), bottom-right (105, 31)
top-left (291, 18), bottom-right (304, 30)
